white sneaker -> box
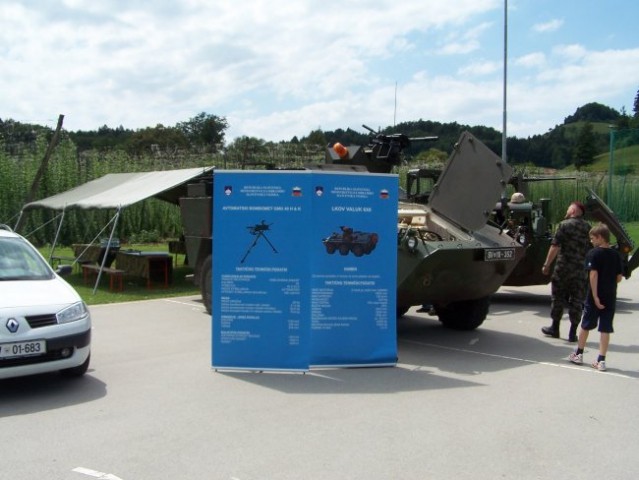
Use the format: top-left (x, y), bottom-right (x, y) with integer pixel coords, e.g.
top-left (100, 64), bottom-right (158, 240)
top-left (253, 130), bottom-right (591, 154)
top-left (568, 352), bottom-right (583, 365)
top-left (592, 360), bottom-right (607, 372)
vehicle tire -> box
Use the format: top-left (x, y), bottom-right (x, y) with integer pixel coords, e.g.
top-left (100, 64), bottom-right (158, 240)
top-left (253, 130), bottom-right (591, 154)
top-left (60, 353), bottom-right (90, 378)
top-left (326, 244), bottom-right (336, 254)
top-left (201, 254), bottom-right (213, 314)
top-left (352, 245), bottom-right (364, 257)
top-left (339, 244), bottom-right (349, 255)
top-left (435, 296), bottom-right (490, 330)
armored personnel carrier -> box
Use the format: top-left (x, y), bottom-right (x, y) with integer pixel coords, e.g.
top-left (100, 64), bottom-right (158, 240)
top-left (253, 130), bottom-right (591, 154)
top-left (322, 226), bottom-right (378, 256)
top-left (180, 127), bottom-right (525, 330)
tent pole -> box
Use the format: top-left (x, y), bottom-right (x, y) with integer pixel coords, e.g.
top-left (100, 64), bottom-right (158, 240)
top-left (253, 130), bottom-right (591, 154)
top-left (48, 209), bottom-right (66, 264)
top-left (13, 210), bottom-right (24, 232)
top-left (93, 207), bottom-right (122, 295)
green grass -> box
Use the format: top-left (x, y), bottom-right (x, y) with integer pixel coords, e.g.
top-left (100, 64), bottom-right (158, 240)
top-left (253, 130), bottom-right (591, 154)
top-left (42, 243), bottom-right (200, 306)
top-left (623, 222), bottom-right (639, 244)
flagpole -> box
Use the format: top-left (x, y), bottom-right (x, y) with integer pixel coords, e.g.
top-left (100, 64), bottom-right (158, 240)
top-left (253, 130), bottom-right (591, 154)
top-left (502, 0), bottom-right (508, 163)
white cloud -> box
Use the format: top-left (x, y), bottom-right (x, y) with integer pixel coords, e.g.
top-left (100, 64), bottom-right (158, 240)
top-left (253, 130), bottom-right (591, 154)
top-left (514, 52), bottom-right (546, 69)
top-left (458, 61), bottom-right (501, 76)
top-left (532, 18), bottom-right (564, 33)
top-left (1, 0), bottom-right (638, 143)
top-left (552, 44), bottom-right (588, 61)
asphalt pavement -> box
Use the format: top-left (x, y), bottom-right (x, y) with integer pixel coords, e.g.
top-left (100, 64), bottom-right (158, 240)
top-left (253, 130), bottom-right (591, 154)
top-left (2, 274), bottom-right (639, 480)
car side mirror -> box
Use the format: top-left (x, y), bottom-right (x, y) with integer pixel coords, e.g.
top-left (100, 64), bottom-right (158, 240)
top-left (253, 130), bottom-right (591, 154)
top-left (56, 265), bottom-right (73, 277)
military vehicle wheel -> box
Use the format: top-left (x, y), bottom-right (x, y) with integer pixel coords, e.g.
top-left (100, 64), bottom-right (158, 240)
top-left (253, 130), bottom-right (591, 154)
top-left (326, 244), bottom-right (336, 254)
top-left (352, 245), bottom-right (364, 257)
top-left (339, 244), bottom-right (349, 255)
top-left (201, 254), bottom-right (213, 314)
top-left (435, 296), bottom-right (489, 330)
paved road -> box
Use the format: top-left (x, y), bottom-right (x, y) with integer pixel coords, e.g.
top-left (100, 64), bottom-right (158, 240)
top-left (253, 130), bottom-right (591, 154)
top-left (2, 275), bottom-right (639, 480)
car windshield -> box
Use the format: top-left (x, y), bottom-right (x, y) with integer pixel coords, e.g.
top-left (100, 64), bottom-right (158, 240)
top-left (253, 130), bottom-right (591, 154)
top-left (0, 236), bottom-right (54, 281)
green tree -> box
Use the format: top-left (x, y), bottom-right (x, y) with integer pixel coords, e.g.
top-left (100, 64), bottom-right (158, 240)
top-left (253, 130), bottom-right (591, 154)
top-left (125, 124), bottom-right (189, 156)
top-left (304, 129), bottom-right (327, 148)
top-left (564, 102), bottom-right (620, 124)
top-left (616, 106), bottom-right (631, 129)
top-left (573, 122), bottom-right (597, 170)
top-left (225, 136), bottom-right (268, 167)
top-left (176, 112), bottom-right (228, 152)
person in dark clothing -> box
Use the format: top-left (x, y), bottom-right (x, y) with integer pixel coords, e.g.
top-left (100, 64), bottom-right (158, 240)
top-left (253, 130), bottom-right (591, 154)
top-left (569, 223), bottom-right (624, 371)
top-left (541, 201), bottom-right (591, 341)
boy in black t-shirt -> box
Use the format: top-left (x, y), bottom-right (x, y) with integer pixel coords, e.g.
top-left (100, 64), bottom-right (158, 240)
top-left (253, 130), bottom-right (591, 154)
top-left (568, 223), bottom-right (624, 371)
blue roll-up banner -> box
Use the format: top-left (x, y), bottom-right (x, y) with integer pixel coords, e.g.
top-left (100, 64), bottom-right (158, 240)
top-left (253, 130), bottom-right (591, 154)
top-left (212, 171), bottom-right (312, 371)
top-left (212, 170), bottom-right (397, 371)
top-left (309, 172), bottom-right (397, 367)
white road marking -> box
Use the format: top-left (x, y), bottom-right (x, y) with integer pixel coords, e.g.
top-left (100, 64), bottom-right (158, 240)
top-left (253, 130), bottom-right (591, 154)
top-left (399, 339), bottom-right (635, 380)
top-left (72, 467), bottom-right (124, 480)
top-left (162, 298), bottom-right (205, 309)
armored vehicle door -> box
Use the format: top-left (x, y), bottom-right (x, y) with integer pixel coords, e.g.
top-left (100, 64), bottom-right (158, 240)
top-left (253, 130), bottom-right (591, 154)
top-left (428, 132), bottom-right (512, 232)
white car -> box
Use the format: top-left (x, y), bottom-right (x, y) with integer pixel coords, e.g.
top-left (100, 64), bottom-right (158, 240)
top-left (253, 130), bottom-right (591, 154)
top-left (0, 225), bottom-right (91, 379)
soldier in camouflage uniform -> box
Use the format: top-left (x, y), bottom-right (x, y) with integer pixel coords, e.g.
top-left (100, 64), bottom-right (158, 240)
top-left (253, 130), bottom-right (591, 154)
top-left (541, 201), bottom-right (591, 341)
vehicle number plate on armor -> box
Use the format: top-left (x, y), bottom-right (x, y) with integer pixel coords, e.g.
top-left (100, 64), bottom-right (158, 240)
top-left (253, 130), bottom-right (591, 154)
top-left (484, 248), bottom-right (515, 261)
top-left (0, 340), bottom-right (46, 359)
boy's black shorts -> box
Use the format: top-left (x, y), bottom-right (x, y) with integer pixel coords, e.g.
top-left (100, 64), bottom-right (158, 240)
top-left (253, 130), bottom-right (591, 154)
top-left (581, 302), bottom-right (615, 333)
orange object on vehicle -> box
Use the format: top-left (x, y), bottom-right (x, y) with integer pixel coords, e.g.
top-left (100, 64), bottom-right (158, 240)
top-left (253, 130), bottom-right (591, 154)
top-left (333, 142), bottom-right (348, 158)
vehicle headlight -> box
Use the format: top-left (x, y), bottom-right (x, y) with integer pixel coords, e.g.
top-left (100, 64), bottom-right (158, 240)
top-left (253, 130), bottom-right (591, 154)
top-left (57, 301), bottom-right (89, 324)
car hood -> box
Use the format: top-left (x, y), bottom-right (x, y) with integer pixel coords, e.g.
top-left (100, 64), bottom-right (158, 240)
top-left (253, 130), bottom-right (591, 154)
top-left (0, 277), bottom-right (81, 310)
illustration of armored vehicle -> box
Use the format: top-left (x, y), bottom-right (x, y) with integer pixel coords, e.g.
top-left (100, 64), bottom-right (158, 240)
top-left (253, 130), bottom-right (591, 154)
top-left (179, 127), bottom-right (526, 330)
top-left (323, 226), bottom-right (378, 256)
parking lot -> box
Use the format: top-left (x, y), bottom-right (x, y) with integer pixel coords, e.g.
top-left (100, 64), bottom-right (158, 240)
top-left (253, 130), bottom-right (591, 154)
top-left (2, 274), bottom-right (639, 480)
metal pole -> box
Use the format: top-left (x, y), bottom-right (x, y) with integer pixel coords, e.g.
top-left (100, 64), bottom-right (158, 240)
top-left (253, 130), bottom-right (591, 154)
top-left (501, 0), bottom-right (508, 163)
top-left (608, 126), bottom-right (615, 203)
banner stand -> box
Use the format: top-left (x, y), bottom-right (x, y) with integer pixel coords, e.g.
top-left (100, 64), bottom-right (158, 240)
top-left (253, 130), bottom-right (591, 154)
top-left (212, 170), bottom-right (398, 372)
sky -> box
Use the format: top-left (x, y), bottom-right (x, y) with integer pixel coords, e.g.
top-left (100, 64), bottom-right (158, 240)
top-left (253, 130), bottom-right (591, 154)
top-left (2, 0), bottom-right (638, 143)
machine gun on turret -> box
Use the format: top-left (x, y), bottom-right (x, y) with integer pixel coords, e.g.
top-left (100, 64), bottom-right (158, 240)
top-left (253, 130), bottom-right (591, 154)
top-left (323, 124), bottom-right (438, 174)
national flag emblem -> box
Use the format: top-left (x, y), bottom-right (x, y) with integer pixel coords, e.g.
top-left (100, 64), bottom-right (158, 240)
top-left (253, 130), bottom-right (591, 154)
top-left (292, 186), bottom-right (302, 197)
top-left (380, 189), bottom-right (389, 199)
top-left (224, 186), bottom-right (233, 196)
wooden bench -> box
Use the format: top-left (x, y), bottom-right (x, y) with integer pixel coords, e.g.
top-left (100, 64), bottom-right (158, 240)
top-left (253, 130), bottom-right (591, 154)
top-left (81, 264), bottom-right (125, 291)
top-left (51, 256), bottom-right (92, 272)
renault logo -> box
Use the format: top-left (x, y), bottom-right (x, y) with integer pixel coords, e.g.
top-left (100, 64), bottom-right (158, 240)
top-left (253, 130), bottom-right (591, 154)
top-left (6, 318), bottom-right (19, 333)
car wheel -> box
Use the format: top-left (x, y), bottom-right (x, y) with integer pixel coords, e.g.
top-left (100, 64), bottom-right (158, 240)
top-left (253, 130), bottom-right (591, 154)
top-left (60, 353), bottom-right (91, 378)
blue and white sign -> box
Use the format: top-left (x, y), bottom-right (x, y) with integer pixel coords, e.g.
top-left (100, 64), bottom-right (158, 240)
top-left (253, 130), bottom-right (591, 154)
top-left (212, 170), bottom-right (397, 371)
top-left (310, 172), bottom-right (398, 367)
top-left (212, 171), bottom-right (312, 371)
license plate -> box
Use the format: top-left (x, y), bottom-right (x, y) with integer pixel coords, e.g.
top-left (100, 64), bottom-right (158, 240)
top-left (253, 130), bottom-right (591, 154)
top-left (0, 340), bottom-right (46, 359)
top-left (484, 248), bottom-right (516, 261)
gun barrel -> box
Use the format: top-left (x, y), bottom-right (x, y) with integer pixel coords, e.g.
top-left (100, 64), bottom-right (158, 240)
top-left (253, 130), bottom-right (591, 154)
top-left (409, 136), bottom-right (439, 142)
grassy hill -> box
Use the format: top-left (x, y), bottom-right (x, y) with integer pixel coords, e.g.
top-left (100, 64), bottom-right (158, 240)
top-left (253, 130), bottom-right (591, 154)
top-left (575, 143), bottom-right (639, 174)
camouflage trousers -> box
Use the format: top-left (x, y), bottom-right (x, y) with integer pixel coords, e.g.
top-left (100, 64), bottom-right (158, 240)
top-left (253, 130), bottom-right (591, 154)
top-left (550, 273), bottom-right (587, 325)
